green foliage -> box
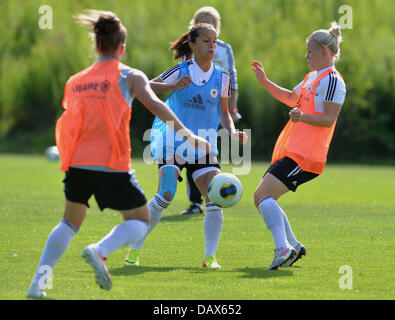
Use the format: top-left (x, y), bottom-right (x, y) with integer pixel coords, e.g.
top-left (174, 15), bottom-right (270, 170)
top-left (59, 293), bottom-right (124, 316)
top-left (0, 0), bottom-right (394, 162)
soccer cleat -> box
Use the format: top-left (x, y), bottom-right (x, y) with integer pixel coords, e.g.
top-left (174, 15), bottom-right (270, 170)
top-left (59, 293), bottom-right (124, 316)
top-left (203, 255), bottom-right (221, 269)
top-left (180, 203), bottom-right (203, 215)
top-left (268, 246), bottom-right (297, 270)
top-left (27, 283), bottom-right (47, 299)
top-left (82, 244), bottom-right (112, 291)
top-left (282, 243), bottom-right (307, 267)
top-left (124, 248), bottom-right (141, 266)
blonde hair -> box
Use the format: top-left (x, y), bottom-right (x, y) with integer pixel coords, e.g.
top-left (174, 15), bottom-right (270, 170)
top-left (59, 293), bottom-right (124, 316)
top-left (309, 21), bottom-right (343, 61)
top-left (189, 6), bottom-right (221, 35)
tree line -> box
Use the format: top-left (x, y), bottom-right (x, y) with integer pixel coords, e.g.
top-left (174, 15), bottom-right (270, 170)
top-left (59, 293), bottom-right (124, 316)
top-left (1, 0), bottom-right (394, 163)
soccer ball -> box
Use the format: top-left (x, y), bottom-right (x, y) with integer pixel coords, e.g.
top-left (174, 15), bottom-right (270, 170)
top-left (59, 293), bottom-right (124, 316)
top-left (207, 173), bottom-right (243, 208)
top-left (44, 146), bottom-right (59, 162)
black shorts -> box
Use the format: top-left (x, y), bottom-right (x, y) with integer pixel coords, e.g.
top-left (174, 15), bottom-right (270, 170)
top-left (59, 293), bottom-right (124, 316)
top-left (63, 167), bottom-right (147, 211)
top-left (265, 157), bottom-right (319, 192)
top-left (158, 153), bottom-right (221, 182)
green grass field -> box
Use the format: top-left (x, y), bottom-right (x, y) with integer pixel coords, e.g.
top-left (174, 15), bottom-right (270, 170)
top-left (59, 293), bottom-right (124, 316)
top-left (0, 154), bottom-right (394, 300)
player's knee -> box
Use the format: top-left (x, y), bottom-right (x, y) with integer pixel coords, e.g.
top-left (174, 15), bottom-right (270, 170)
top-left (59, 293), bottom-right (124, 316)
top-left (254, 187), bottom-right (279, 207)
top-left (253, 190), bottom-right (263, 207)
top-left (162, 191), bottom-right (173, 202)
top-left (158, 183), bottom-right (177, 202)
top-left (158, 166), bottom-right (178, 203)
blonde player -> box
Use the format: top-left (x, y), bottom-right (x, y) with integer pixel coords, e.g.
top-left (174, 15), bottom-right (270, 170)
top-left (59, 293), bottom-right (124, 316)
top-left (252, 22), bottom-right (346, 270)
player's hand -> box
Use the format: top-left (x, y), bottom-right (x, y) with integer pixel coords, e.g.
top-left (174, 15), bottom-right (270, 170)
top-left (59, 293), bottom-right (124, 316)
top-left (230, 109), bottom-right (242, 123)
top-left (251, 61), bottom-right (267, 85)
top-left (289, 107), bottom-right (303, 122)
top-left (184, 132), bottom-right (211, 154)
top-left (174, 75), bottom-right (192, 89)
top-left (231, 130), bottom-right (248, 144)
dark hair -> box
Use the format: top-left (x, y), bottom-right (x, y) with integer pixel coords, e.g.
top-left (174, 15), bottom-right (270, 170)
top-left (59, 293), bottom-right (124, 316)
top-left (74, 10), bottom-right (127, 56)
top-left (169, 23), bottom-right (216, 60)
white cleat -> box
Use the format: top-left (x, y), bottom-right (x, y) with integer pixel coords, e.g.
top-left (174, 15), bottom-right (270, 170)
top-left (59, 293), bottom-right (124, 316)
top-left (27, 283), bottom-right (47, 299)
top-left (268, 246), bottom-right (297, 270)
top-left (82, 244), bottom-right (112, 291)
top-left (282, 243), bottom-right (307, 267)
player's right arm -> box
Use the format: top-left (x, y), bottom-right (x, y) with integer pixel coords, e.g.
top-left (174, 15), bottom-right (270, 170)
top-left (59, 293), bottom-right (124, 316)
top-left (128, 70), bottom-right (209, 152)
top-left (252, 60), bottom-right (298, 107)
top-left (149, 76), bottom-right (192, 94)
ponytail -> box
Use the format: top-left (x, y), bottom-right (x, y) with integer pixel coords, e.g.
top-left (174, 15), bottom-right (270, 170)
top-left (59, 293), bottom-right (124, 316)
top-left (169, 23), bottom-right (217, 61)
top-left (169, 31), bottom-right (192, 61)
top-left (309, 21), bottom-right (343, 61)
top-left (74, 10), bottom-right (127, 56)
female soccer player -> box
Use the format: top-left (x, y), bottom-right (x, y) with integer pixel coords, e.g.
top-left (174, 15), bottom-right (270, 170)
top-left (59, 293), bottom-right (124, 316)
top-left (27, 10), bottom-right (208, 298)
top-left (124, 23), bottom-right (248, 269)
top-left (252, 22), bottom-right (346, 270)
top-left (180, 6), bottom-right (242, 216)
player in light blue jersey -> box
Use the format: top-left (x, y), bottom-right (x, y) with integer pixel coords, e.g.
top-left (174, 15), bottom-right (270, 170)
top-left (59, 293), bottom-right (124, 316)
top-left (124, 23), bottom-right (248, 269)
top-left (188, 6), bottom-right (241, 122)
top-left (181, 6), bottom-right (242, 216)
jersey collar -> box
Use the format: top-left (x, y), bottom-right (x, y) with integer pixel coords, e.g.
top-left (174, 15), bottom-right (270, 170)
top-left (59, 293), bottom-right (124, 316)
top-left (192, 58), bottom-right (214, 75)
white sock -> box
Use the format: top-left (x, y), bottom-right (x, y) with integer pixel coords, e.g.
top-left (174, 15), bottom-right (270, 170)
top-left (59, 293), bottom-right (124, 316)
top-left (31, 219), bottom-right (78, 287)
top-left (204, 203), bottom-right (223, 258)
top-left (258, 197), bottom-right (288, 249)
top-left (282, 210), bottom-right (299, 248)
top-left (130, 194), bottom-right (169, 250)
top-left (95, 219), bottom-right (149, 258)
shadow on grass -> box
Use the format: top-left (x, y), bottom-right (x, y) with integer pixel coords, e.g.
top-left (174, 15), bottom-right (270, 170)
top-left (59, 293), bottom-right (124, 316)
top-left (109, 265), bottom-right (200, 276)
top-left (159, 213), bottom-right (204, 223)
top-left (229, 267), bottom-right (293, 279)
top-left (109, 265), bottom-right (292, 279)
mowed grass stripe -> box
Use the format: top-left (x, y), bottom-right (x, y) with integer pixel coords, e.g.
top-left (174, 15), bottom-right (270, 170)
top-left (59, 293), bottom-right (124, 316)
top-left (0, 155), bottom-right (393, 299)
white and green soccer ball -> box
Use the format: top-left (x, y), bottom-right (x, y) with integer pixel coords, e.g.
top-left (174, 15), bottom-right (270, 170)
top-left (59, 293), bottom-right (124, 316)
top-left (207, 173), bottom-right (243, 208)
top-left (44, 146), bottom-right (59, 162)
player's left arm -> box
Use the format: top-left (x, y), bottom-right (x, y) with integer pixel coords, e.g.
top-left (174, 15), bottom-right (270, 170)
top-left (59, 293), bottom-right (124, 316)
top-left (229, 89), bottom-right (239, 119)
top-left (289, 101), bottom-right (343, 127)
top-left (226, 44), bottom-right (240, 115)
top-left (219, 98), bottom-right (248, 144)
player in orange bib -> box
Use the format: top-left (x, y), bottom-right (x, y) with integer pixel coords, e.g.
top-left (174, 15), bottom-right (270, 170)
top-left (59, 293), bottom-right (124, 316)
top-left (252, 22), bottom-right (346, 270)
top-left (27, 10), bottom-right (208, 298)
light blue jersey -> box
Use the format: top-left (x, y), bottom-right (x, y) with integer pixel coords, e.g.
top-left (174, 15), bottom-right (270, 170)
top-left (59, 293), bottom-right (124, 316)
top-left (151, 61), bottom-right (223, 162)
top-left (213, 40), bottom-right (238, 91)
